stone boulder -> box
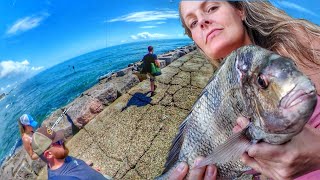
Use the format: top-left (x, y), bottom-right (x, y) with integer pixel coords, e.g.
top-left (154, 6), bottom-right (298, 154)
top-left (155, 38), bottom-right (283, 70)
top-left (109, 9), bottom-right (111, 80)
top-left (91, 83), bottom-right (118, 106)
top-left (115, 67), bottom-right (133, 77)
top-left (158, 60), bottom-right (166, 69)
top-left (41, 108), bottom-right (76, 139)
top-left (109, 73), bottom-right (140, 95)
top-left (66, 96), bottom-right (103, 128)
top-left (0, 148), bottom-right (36, 180)
top-left (77, 99), bottom-right (103, 127)
top-left (174, 49), bottom-right (187, 58)
top-left (158, 53), bottom-right (178, 65)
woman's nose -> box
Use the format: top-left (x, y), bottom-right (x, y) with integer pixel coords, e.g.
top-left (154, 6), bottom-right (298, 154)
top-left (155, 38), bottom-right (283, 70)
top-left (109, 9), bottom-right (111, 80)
top-left (200, 18), bottom-right (212, 29)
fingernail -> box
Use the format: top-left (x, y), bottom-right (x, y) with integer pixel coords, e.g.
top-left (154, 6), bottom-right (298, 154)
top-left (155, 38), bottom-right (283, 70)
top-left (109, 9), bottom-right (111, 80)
top-left (194, 159), bottom-right (201, 166)
top-left (241, 117), bottom-right (250, 126)
top-left (240, 156), bottom-right (245, 163)
top-left (239, 117), bottom-right (245, 125)
top-left (233, 126), bottom-right (240, 133)
top-left (177, 163), bottom-right (185, 172)
top-left (206, 165), bottom-right (216, 177)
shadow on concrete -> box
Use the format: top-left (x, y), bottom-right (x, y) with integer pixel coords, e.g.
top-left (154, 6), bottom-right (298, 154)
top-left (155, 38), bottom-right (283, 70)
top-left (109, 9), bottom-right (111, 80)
top-left (122, 92), bottom-right (152, 111)
top-left (66, 113), bottom-right (80, 135)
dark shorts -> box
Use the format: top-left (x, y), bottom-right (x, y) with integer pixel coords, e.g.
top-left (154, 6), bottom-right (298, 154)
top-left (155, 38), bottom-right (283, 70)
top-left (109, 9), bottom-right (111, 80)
top-left (147, 73), bottom-right (155, 82)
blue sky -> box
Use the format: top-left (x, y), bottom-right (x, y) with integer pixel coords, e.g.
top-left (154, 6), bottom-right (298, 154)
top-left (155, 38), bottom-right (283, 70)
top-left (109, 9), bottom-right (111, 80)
top-left (0, 0), bottom-right (319, 93)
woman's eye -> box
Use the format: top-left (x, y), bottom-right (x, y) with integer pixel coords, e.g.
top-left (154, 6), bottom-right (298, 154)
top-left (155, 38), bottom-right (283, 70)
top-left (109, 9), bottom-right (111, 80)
top-left (207, 6), bottom-right (217, 13)
top-left (190, 20), bottom-right (198, 28)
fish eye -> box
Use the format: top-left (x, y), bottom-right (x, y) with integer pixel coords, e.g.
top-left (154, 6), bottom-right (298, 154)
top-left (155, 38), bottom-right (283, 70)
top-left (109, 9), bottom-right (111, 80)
top-left (257, 74), bottom-right (268, 89)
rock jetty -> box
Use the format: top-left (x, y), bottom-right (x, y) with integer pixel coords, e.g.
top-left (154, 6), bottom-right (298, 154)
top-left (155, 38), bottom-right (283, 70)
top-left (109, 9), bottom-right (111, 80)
top-left (0, 44), bottom-right (216, 179)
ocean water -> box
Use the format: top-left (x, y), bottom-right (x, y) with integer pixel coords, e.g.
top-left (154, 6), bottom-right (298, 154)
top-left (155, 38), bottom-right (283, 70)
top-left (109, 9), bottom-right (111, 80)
top-left (0, 38), bottom-right (193, 163)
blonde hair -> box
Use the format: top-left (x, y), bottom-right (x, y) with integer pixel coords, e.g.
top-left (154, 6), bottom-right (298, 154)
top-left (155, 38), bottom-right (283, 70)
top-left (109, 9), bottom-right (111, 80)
top-left (179, 1), bottom-right (320, 69)
top-left (18, 120), bottom-right (26, 137)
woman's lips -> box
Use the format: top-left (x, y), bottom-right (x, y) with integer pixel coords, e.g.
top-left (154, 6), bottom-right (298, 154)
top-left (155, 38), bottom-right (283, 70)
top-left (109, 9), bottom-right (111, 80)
top-left (206, 29), bottom-right (223, 44)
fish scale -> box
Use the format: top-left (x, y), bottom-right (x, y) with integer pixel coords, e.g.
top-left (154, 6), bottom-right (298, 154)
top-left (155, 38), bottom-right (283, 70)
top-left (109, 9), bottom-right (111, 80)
top-left (157, 45), bottom-right (317, 179)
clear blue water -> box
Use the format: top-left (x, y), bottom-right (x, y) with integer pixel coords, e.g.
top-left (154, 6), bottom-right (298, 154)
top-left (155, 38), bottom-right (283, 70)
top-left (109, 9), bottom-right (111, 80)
top-left (0, 38), bottom-right (193, 163)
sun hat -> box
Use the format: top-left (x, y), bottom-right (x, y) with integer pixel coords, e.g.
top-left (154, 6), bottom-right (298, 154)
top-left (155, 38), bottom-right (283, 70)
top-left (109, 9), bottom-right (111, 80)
top-left (19, 114), bottom-right (38, 128)
top-left (31, 127), bottom-right (65, 156)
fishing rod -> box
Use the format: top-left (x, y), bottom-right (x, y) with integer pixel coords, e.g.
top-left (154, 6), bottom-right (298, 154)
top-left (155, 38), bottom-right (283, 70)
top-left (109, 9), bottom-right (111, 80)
top-left (50, 106), bottom-right (72, 130)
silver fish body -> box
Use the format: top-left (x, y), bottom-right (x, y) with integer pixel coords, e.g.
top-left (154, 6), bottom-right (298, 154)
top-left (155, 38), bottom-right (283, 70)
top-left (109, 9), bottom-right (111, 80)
top-left (157, 45), bottom-right (317, 179)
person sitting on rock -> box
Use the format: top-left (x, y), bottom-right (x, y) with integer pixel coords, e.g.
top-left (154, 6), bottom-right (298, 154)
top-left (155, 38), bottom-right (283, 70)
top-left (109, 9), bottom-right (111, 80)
top-left (141, 46), bottom-right (160, 96)
top-left (18, 114), bottom-right (39, 160)
top-left (31, 127), bottom-right (110, 180)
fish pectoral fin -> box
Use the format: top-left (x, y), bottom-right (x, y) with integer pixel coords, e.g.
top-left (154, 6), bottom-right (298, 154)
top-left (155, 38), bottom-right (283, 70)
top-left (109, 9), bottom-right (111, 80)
top-left (194, 130), bottom-right (251, 168)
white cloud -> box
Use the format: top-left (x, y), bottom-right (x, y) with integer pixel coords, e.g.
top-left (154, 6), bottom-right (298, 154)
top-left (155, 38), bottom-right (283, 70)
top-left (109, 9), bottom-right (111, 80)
top-left (155, 21), bottom-right (166, 24)
top-left (140, 26), bottom-right (157, 29)
top-left (0, 60), bottom-right (43, 78)
top-left (130, 32), bottom-right (168, 40)
top-left (275, 1), bottom-right (319, 17)
top-left (107, 10), bottom-right (178, 23)
top-left (6, 13), bottom-right (50, 36)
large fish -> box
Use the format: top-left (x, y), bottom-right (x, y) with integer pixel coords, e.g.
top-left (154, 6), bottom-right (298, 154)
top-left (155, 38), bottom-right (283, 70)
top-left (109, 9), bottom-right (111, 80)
top-left (157, 45), bottom-right (317, 179)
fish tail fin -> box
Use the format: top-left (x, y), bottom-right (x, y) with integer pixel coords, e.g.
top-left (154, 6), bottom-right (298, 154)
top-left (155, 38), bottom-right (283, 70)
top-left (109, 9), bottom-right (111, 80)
top-left (194, 130), bottom-right (251, 168)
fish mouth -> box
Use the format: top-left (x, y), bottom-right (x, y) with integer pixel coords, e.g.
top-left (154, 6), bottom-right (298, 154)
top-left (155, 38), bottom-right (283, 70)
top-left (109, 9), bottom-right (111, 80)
top-left (280, 89), bottom-right (316, 109)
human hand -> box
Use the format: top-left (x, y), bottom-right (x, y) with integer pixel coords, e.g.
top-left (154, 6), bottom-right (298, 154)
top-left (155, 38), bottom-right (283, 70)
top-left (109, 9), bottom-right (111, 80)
top-left (86, 160), bottom-right (94, 166)
top-left (234, 117), bottom-right (320, 180)
top-left (95, 167), bottom-right (101, 172)
top-left (168, 157), bottom-right (217, 180)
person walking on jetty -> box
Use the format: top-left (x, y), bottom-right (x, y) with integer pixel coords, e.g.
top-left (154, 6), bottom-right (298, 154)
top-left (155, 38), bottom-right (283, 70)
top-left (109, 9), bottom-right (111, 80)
top-left (141, 46), bottom-right (160, 96)
top-left (31, 127), bottom-right (109, 180)
top-left (167, 0), bottom-right (320, 180)
top-left (18, 114), bottom-right (39, 160)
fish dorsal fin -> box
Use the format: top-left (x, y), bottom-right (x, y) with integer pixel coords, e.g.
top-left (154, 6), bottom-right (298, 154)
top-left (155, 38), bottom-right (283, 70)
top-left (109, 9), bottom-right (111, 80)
top-left (161, 118), bottom-right (188, 174)
top-left (194, 128), bottom-right (251, 168)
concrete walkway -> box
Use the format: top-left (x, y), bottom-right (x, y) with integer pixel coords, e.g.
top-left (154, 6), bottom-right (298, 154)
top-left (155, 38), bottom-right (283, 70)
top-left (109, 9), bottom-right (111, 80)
top-left (38, 50), bottom-right (215, 179)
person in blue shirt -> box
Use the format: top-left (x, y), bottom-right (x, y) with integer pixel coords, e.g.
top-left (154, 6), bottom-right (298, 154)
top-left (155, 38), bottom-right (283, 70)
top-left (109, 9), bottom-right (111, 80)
top-left (31, 127), bottom-right (110, 180)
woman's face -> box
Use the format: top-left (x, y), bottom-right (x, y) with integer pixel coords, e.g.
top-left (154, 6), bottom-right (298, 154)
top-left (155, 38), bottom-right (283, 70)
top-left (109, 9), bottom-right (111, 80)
top-left (24, 125), bottom-right (34, 132)
top-left (180, 1), bottom-right (252, 62)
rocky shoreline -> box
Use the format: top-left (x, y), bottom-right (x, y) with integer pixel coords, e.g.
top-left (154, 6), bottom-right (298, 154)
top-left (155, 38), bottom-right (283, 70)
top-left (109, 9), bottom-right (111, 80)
top-left (0, 44), bottom-right (209, 180)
